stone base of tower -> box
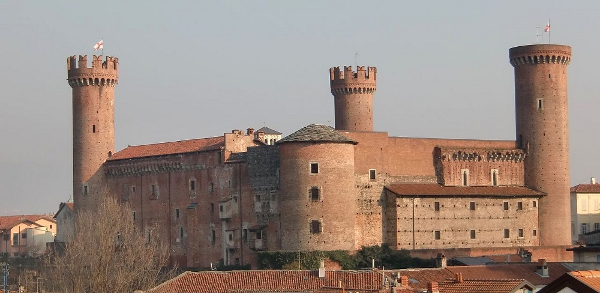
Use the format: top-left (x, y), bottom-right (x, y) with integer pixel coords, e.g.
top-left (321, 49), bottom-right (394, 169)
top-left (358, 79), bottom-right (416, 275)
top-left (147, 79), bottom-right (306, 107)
top-left (408, 245), bottom-right (574, 262)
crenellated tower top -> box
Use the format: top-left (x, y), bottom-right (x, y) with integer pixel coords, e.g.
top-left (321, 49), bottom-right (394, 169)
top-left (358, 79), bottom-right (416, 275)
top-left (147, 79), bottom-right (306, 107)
top-left (329, 66), bottom-right (377, 95)
top-left (67, 55), bottom-right (119, 88)
top-left (509, 44), bottom-right (571, 67)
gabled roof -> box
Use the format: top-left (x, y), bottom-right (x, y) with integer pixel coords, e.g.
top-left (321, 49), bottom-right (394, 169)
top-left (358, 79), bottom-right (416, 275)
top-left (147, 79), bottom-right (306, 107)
top-left (385, 184), bottom-right (545, 197)
top-left (571, 184), bottom-right (600, 193)
top-left (147, 270), bottom-right (388, 293)
top-left (438, 279), bottom-right (534, 293)
top-left (256, 126), bottom-right (282, 135)
top-left (107, 136), bottom-right (224, 161)
top-left (277, 124), bottom-right (356, 145)
top-left (537, 270), bottom-right (600, 293)
top-left (54, 202), bottom-right (74, 218)
top-left (447, 262), bottom-right (571, 286)
top-left (0, 215), bottom-right (55, 230)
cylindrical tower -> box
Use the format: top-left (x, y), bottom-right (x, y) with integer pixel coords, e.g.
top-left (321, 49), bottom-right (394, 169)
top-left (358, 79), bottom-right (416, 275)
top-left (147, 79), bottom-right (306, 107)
top-left (329, 66), bottom-right (377, 131)
top-left (277, 124), bottom-right (357, 251)
top-left (510, 44), bottom-right (571, 246)
top-left (67, 55), bottom-right (119, 211)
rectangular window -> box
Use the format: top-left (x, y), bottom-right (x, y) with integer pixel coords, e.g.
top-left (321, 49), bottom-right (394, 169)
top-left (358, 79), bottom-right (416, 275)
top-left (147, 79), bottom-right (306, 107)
top-left (537, 98), bottom-right (543, 110)
top-left (209, 182), bottom-right (214, 193)
top-left (461, 169), bottom-right (469, 186)
top-left (3, 234), bottom-right (9, 241)
top-left (310, 220), bottom-right (322, 234)
top-left (243, 229), bottom-right (248, 242)
top-left (132, 211), bottom-right (136, 221)
top-left (470, 230), bottom-right (476, 239)
top-left (503, 202), bottom-right (509, 211)
top-left (12, 233), bottom-right (18, 245)
top-left (491, 169), bottom-right (499, 186)
top-left (211, 230), bottom-right (216, 243)
top-left (151, 184), bottom-right (157, 195)
top-left (217, 152), bottom-right (222, 164)
top-left (131, 186), bottom-right (136, 193)
top-left (533, 200), bottom-right (537, 208)
top-left (533, 229), bottom-right (537, 236)
top-left (175, 208), bottom-right (180, 219)
top-left (595, 223), bottom-right (600, 231)
top-left (256, 230), bottom-right (262, 240)
top-left (210, 203), bottom-right (215, 212)
top-left (582, 223), bottom-right (588, 234)
top-left (434, 202), bottom-right (440, 212)
top-left (369, 169), bottom-right (376, 181)
top-left (83, 185), bottom-right (88, 195)
top-left (189, 180), bottom-right (196, 191)
top-left (595, 199), bottom-right (600, 211)
top-left (434, 230), bottom-right (441, 240)
top-left (310, 186), bottom-right (321, 201)
top-left (179, 227), bottom-right (184, 239)
top-left (518, 229), bottom-right (524, 238)
top-left (21, 233), bottom-right (27, 239)
top-left (582, 199), bottom-right (588, 211)
top-left (310, 162), bottom-right (319, 174)
top-left (219, 205), bottom-right (223, 212)
top-left (469, 202), bottom-right (475, 211)
top-left (517, 202), bottom-right (523, 210)
top-left (504, 229), bottom-right (510, 238)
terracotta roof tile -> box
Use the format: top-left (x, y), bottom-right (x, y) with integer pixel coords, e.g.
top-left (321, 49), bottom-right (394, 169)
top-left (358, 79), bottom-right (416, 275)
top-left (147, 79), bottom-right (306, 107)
top-left (385, 184), bottom-right (545, 197)
top-left (107, 136), bottom-right (224, 161)
top-left (438, 279), bottom-right (533, 293)
top-left (570, 270), bottom-right (600, 290)
top-left (277, 124), bottom-right (356, 144)
top-left (447, 263), bottom-right (570, 286)
top-left (571, 184), bottom-right (600, 193)
top-left (0, 215), bottom-right (54, 230)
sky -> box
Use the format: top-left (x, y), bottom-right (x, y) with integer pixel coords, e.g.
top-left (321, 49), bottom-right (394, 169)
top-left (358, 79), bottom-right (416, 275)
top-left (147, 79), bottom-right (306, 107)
top-left (0, 1), bottom-right (599, 216)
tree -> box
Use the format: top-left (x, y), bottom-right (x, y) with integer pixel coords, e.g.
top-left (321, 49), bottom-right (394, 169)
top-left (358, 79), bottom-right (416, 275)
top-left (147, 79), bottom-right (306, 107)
top-left (44, 197), bottom-right (171, 293)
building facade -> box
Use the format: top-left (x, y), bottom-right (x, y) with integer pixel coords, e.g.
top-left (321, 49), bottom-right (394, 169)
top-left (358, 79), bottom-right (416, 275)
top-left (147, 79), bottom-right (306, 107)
top-left (570, 178), bottom-right (600, 243)
top-left (67, 43), bottom-right (573, 268)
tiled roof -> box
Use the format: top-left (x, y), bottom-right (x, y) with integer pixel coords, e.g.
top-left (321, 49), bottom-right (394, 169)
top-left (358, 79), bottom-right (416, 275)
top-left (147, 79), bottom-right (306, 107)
top-left (107, 136), bottom-right (224, 161)
top-left (148, 270), bottom-right (389, 293)
top-left (256, 126), bottom-right (282, 135)
top-left (571, 184), bottom-right (600, 193)
top-left (438, 279), bottom-right (533, 293)
top-left (277, 124), bottom-right (356, 144)
top-left (385, 184), bottom-right (545, 197)
top-left (447, 262), bottom-right (570, 286)
top-left (570, 270), bottom-right (600, 291)
top-left (0, 215), bottom-right (53, 230)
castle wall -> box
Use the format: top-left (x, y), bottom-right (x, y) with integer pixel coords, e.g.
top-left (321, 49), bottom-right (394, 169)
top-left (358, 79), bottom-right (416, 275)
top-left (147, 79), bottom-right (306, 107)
top-left (279, 142), bottom-right (357, 251)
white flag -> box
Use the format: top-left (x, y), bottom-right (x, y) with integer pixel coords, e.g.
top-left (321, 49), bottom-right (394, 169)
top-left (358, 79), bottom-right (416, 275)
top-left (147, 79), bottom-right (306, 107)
top-left (94, 39), bottom-right (104, 51)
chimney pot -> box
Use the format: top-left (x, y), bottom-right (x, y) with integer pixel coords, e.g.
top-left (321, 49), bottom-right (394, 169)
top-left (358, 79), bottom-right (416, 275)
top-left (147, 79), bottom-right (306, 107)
top-left (400, 276), bottom-right (408, 287)
top-left (247, 128), bottom-right (254, 135)
top-left (592, 177), bottom-right (596, 184)
top-left (427, 281), bottom-right (439, 293)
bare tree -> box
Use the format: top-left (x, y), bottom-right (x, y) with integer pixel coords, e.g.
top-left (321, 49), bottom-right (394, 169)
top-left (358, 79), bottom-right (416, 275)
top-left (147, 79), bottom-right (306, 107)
top-left (45, 197), bottom-right (172, 293)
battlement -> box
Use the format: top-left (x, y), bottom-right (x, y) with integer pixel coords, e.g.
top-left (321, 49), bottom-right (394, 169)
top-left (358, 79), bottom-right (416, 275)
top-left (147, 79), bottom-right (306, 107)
top-left (509, 44), bottom-right (571, 67)
top-left (329, 66), bottom-right (377, 95)
top-left (67, 55), bottom-right (119, 87)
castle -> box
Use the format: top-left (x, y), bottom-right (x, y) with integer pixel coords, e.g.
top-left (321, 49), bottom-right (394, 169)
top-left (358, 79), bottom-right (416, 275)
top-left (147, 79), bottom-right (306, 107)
top-left (66, 43), bottom-right (573, 268)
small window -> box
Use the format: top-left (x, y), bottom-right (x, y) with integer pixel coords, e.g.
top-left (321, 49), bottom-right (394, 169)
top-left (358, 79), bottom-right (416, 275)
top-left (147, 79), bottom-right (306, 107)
top-left (461, 169), bottom-right (469, 186)
top-left (243, 229), bottom-right (248, 242)
top-left (210, 203), bottom-right (215, 212)
top-left (310, 186), bottom-right (321, 201)
top-left (131, 186), bottom-right (136, 193)
top-left (50, 225), bottom-right (53, 229)
top-left (12, 233), bottom-right (18, 245)
top-left (595, 223), bottom-right (600, 231)
top-left (256, 230), bottom-right (262, 240)
top-left (180, 227), bottom-right (184, 239)
top-left (219, 205), bottom-right (224, 212)
top-left (582, 199), bottom-right (588, 212)
top-left (582, 223), bottom-right (589, 234)
top-left (132, 211), bottom-right (136, 221)
top-left (83, 185), bottom-right (89, 195)
top-left (228, 233), bottom-right (233, 241)
top-left (369, 169), bottom-right (376, 180)
top-left (532, 200), bottom-right (537, 208)
top-left (533, 229), bottom-right (537, 236)
top-left (217, 152), bottom-right (222, 164)
top-left (518, 229), bottom-right (524, 238)
top-left (92, 125), bottom-right (96, 133)
top-left (21, 233), bottom-right (27, 239)
top-left (310, 162), bottom-right (319, 174)
top-left (503, 202), bottom-right (509, 211)
top-left (151, 184), bottom-right (157, 195)
top-left (175, 208), bottom-right (180, 219)
top-left (189, 180), bottom-right (196, 191)
top-left (2, 234), bottom-right (8, 241)
top-left (211, 230), bottom-right (216, 243)
top-left (434, 202), bottom-right (440, 212)
top-left (491, 169), bottom-right (499, 186)
top-left (469, 202), bottom-right (475, 211)
top-left (310, 220), bottom-right (322, 234)
top-left (209, 182), bottom-right (214, 193)
top-left (504, 229), bottom-right (510, 238)
top-left (537, 98), bottom-right (543, 110)
top-left (434, 230), bottom-right (441, 240)
top-left (517, 202), bottom-right (523, 210)
top-left (470, 230), bottom-right (476, 239)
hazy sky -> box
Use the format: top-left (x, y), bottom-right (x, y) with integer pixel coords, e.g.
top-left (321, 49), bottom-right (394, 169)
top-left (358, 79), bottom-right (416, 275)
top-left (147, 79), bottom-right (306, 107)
top-left (1, 1), bottom-right (599, 216)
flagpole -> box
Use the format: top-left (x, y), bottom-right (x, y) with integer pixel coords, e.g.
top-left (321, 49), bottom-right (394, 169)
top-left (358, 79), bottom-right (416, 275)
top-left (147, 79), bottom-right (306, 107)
top-left (548, 19), bottom-right (551, 44)
top-left (102, 36), bottom-right (104, 56)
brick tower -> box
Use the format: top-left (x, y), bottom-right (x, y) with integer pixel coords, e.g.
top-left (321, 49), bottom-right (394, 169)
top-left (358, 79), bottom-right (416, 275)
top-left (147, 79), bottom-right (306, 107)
top-left (329, 66), bottom-right (377, 131)
top-left (510, 44), bottom-right (571, 246)
top-left (67, 55), bottom-right (119, 211)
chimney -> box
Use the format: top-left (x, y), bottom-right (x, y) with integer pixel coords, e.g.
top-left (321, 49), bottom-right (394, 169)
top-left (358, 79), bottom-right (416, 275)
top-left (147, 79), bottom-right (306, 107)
top-left (247, 128), bottom-right (254, 136)
top-left (536, 259), bottom-right (549, 277)
top-left (592, 177), bottom-right (596, 184)
top-left (455, 272), bottom-right (463, 283)
top-left (400, 275), bottom-right (408, 287)
top-left (256, 131), bottom-right (265, 142)
top-left (427, 281), bottom-right (439, 293)
top-left (435, 253), bottom-right (447, 268)
top-left (231, 129), bottom-right (241, 135)
top-left (318, 260), bottom-right (325, 278)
